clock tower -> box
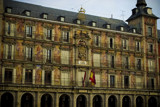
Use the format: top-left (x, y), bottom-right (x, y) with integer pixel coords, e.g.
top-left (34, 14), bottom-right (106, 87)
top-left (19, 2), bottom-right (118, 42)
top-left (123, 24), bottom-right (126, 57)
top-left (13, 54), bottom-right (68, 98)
top-left (127, 0), bottom-right (159, 90)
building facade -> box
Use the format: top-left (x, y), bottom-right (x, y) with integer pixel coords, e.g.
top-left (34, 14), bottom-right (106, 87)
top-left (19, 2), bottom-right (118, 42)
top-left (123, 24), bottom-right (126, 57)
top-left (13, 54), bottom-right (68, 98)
top-left (0, 0), bottom-right (160, 107)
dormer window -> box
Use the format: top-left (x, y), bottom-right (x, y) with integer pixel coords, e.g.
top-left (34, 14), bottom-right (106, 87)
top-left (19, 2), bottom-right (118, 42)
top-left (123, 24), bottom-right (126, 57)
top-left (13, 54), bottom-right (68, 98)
top-left (92, 22), bottom-right (96, 27)
top-left (60, 16), bottom-right (65, 22)
top-left (120, 26), bottom-right (124, 31)
top-left (133, 28), bottom-right (136, 33)
top-left (106, 24), bottom-right (111, 29)
top-left (6, 7), bottom-right (12, 13)
top-left (43, 13), bottom-right (48, 19)
top-left (25, 10), bottom-right (31, 16)
top-left (76, 19), bottom-right (81, 24)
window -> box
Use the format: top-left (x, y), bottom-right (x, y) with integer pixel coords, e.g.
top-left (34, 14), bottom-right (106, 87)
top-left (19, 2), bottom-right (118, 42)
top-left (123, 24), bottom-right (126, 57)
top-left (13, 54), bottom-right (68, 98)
top-left (92, 22), bottom-right (96, 27)
top-left (4, 44), bottom-right (13, 59)
top-left (106, 24), bottom-right (111, 29)
top-left (148, 60), bottom-right (155, 72)
top-left (77, 71), bottom-right (86, 86)
top-left (61, 71), bottom-right (70, 86)
top-left (137, 59), bottom-right (141, 70)
top-left (93, 54), bottom-right (100, 67)
top-left (77, 19), bottom-right (81, 24)
top-left (124, 76), bottom-right (129, 88)
top-left (62, 31), bottom-right (69, 42)
top-left (136, 41), bottom-right (141, 52)
top-left (46, 49), bottom-right (51, 63)
top-left (133, 28), bottom-right (136, 33)
top-left (95, 73), bottom-right (100, 87)
top-left (110, 55), bottom-right (114, 68)
top-left (5, 22), bottom-right (15, 36)
top-left (94, 35), bottom-right (100, 46)
top-left (25, 69), bottom-right (32, 84)
top-left (25, 11), bottom-right (31, 16)
top-left (4, 69), bottom-right (13, 83)
top-left (148, 78), bottom-right (154, 89)
top-left (148, 27), bottom-right (152, 36)
top-left (61, 50), bottom-right (69, 64)
top-left (43, 14), bottom-right (48, 19)
top-left (60, 17), bottom-right (65, 22)
top-left (148, 44), bottom-right (153, 53)
top-left (26, 26), bottom-right (32, 37)
top-left (123, 57), bottom-right (129, 69)
top-left (8, 45), bottom-right (12, 59)
top-left (6, 7), bottom-right (12, 13)
top-left (109, 38), bottom-right (114, 49)
top-left (120, 26), bottom-right (124, 31)
top-left (45, 71), bottom-right (51, 85)
top-left (47, 29), bottom-right (52, 40)
top-left (26, 47), bottom-right (33, 61)
top-left (110, 75), bottom-right (115, 88)
top-left (122, 39), bottom-right (128, 50)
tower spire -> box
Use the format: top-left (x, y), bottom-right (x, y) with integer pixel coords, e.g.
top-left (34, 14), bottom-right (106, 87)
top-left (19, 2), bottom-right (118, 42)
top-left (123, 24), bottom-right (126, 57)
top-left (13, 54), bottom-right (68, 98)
top-left (136, 0), bottom-right (147, 7)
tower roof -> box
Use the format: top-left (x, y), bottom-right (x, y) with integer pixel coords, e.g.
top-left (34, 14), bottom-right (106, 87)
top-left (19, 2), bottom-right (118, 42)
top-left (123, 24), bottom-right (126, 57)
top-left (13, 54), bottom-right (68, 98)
top-left (136, 0), bottom-right (147, 7)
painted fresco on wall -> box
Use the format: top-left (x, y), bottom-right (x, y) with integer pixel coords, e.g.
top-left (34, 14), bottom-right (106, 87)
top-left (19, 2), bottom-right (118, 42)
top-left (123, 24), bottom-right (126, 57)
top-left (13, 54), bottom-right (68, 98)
top-left (115, 35), bottom-right (121, 49)
top-left (35, 22), bottom-right (43, 39)
top-left (55, 25), bottom-right (61, 42)
top-left (16, 64), bottom-right (22, 84)
top-left (35, 65), bottom-right (42, 84)
top-left (54, 46), bottom-right (60, 63)
top-left (130, 55), bottom-right (135, 69)
top-left (0, 44), bottom-right (3, 59)
top-left (101, 32), bottom-right (107, 47)
top-left (116, 52), bottom-right (122, 67)
top-left (102, 71), bottom-right (107, 86)
top-left (131, 74), bottom-right (136, 88)
top-left (35, 45), bottom-right (43, 61)
top-left (54, 68), bottom-right (60, 85)
top-left (15, 40), bottom-right (24, 60)
top-left (101, 51), bottom-right (107, 66)
top-left (16, 19), bottom-right (25, 37)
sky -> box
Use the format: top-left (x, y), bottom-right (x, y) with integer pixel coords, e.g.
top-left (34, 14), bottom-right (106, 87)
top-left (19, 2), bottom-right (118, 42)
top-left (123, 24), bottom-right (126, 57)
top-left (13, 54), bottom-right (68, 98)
top-left (14, 0), bottom-right (160, 29)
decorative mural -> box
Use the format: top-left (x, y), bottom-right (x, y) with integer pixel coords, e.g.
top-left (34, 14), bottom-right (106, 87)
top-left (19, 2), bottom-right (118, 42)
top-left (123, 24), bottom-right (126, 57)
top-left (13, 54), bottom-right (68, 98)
top-left (54, 67), bottom-right (60, 85)
top-left (35, 44), bottom-right (43, 61)
top-left (35, 22), bottom-right (43, 39)
top-left (55, 25), bottom-right (61, 42)
top-left (101, 51), bottom-right (107, 66)
top-left (102, 70), bottom-right (107, 86)
top-left (16, 19), bottom-right (25, 37)
top-left (101, 32), bottom-right (107, 47)
top-left (78, 40), bottom-right (87, 61)
top-left (16, 64), bottom-right (22, 84)
top-left (35, 65), bottom-right (42, 84)
top-left (15, 40), bottom-right (24, 60)
top-left (54, 46), bottom-right (60, 63)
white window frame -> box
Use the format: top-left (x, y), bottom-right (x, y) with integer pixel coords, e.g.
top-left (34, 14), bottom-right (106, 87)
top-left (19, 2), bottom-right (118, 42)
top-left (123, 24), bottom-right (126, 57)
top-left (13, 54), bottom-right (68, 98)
top-left (136, 41), bottom-right (141, 52)
top-left (122, 39), bottom-right (128, 50)
top-left (61, 50), bottom-right (69, 64)
top-left (148, 60), bottom-right (155, 72)
top-left (61, 71), bottom-right (70, 86)
top-left (94, 35), bottom-right (100, 47)
top-left (62, 31), bottom-right (70, 42)
top-left (93, 53), bottom-right (100, 67)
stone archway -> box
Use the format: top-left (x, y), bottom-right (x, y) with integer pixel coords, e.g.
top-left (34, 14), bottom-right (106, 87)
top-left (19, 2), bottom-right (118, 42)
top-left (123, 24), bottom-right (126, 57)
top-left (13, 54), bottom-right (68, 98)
top-left (76, 95), bottom-right (87, 107)
top-left (122, 96), bottom-right (131, 107)
top-left (148, 97), bottom-right (157, 107)
top-left (59, 94), bottom-right (70, 107)
top-left (41, 94), bottom-right (52, 107)
top-left (136, 96), bottom-right (143, 107)
top-left (1, 92), bottom-right (14, 107)
top-left (93, 95), bottom-right (102, 107)
top-left (21, 93), bottom-right (33, 107)
top-left (108, 95), bottom-right (117, 107)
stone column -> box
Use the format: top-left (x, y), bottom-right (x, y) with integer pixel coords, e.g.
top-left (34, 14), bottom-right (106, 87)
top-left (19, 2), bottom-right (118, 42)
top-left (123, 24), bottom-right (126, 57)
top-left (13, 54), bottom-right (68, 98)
top-left (2, 67), bottom-right (5, 83)
top-left (89, 94), bottom-right (92, 107)
top-left (73, 94), bottom-right (76, 107)
top-left (55, 93), bottom-right (59, 107)
top-left (51, 70), bottom-right (54, 85)
top-left (32, 69), bottom-right (35, 84)
top-left (13, 68), bottom-right (16, 84)
top-left (145, 96), bottom-right (149, 107)
top-left (42, 70), bottom-right (45, 85)
top-left (120, 94), bottom-right (123, 107)
top-left (105, 94), bottom-right (109, 107)
top-left (22, 68), bottom-right (25, 84)
top-left (37, 92), bottom-right (41, 107)
top-left (16, 92), bottom-right (22, 107)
